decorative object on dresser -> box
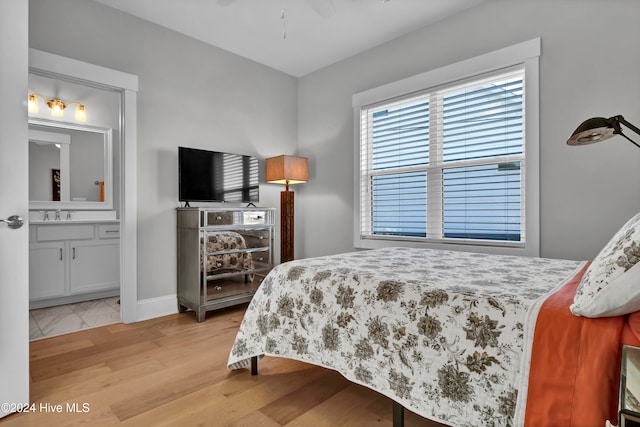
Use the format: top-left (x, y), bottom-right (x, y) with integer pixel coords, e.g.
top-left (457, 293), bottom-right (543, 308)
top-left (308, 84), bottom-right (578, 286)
top-left (568, 115), bottom-right (640, 148)
top-left (265, 155), bottom-right (308, 263)
top-left (176, 207), bottom-right (275, 322)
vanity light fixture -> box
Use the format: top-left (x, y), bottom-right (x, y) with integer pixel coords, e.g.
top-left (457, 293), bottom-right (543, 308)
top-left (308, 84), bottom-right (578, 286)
top-left (28, 93), bottom-right (87, 122)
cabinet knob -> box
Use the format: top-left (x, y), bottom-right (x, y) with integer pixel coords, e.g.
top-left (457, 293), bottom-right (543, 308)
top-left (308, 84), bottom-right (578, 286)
top-left (216, 262), bottom-right (222, 267)
top-left (216, 216), bottom-right (222, 220)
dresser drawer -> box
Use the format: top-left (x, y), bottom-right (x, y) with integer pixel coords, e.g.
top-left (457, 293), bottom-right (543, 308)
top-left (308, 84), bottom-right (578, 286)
top-left (205, 211), bottom-right (234, 226)
top-left (251, 249), bottom-right (271, 269)
top-left (234, 229), bottom-right (271, 249)
top-left (36, 224), bottom-right (94, 241)
top-left (98, 224), bottom-right (120, 239)
top-left (242, 211), bottom-right (271, 225)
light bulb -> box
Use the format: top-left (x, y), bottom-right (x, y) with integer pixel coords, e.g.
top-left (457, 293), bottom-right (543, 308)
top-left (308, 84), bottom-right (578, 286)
top-left (28, 94), bottom-right (38, 113)
top-left (47, 99), bottom-right (66, 117)
top-left (75, 104), bottom-right (87, 122)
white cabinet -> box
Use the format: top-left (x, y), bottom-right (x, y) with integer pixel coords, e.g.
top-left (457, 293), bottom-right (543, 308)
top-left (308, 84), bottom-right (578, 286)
top-left (29, 221), bottom-right (120, 309)
top-left (29, 242), bottom-right (65, 300)
top-left (69, 239), bottom-right (119, 294)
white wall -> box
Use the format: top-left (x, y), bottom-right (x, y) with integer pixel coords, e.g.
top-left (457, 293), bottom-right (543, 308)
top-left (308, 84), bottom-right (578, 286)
top-left (30, 0), bottom-right (299, 301)
top-left (297, 0), bottom-right (640, 261)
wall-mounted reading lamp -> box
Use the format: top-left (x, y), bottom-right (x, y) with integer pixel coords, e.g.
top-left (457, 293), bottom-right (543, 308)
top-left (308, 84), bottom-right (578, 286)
top-left (28, 93), bottom-right (87, 122)
top-left (567, 115), bottom-right (640, 148)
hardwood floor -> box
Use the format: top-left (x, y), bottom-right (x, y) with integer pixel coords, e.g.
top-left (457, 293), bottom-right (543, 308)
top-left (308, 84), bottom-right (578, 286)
top-left (1, 305), bottom-right (443, 426)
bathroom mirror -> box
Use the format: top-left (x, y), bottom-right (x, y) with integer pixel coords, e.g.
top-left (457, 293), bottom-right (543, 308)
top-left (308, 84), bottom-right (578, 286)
top-left (29, 118), bottom-right (113, 210)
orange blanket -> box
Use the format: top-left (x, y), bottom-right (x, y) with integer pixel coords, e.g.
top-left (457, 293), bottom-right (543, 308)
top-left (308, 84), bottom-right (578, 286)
top-left (525, 262), bottom-right (640, 426)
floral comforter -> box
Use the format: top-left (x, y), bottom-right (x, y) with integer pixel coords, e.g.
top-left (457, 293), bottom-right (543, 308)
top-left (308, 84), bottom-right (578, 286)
top-left (227, 247), bottom-right (583, 426)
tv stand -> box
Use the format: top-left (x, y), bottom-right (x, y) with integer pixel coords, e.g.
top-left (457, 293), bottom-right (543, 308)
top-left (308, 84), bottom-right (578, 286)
top-left (176, 206), bottom-right (275, 322)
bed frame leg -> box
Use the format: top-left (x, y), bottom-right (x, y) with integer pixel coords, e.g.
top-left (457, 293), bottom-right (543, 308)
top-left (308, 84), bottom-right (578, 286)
top-left (392, 401), bottom-right (404, 427)
top-left (250, 356), bottom-right (258, 375)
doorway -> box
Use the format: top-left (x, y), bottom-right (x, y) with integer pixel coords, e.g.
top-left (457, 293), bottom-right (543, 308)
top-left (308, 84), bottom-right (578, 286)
top-left (27, 71), bottom-right (123, 337)
top-left (29, 48), bottom-right (138, 325)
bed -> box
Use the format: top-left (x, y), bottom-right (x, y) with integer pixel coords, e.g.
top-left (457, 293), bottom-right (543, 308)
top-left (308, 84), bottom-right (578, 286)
top-left (227, 213), bottom-right (640, 426)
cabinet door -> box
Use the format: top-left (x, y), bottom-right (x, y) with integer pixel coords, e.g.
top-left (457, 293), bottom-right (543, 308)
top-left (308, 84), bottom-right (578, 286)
top-left (29, 242), bottom-right (65, 300)
top-left (69, 240), bottom-right (119, 294)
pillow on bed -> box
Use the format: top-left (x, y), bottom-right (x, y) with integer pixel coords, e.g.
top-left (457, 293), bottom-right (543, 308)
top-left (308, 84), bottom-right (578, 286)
top-left (571, 211), bottom-right (640, 318)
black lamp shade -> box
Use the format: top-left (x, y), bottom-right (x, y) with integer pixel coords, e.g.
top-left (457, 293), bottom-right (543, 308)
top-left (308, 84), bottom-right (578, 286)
top-left (567, 117), bottom-right (616, 145)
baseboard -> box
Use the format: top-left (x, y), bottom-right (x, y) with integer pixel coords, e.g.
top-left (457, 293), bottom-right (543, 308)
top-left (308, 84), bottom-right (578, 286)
top-left (136, 294), bottom-right (178, 322)
top-left (29, 288), bottom-right (120, 310)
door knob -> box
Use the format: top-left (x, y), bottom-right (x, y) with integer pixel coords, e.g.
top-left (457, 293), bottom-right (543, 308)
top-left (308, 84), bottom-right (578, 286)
top-left (1, 215), bottom-right (24, 229)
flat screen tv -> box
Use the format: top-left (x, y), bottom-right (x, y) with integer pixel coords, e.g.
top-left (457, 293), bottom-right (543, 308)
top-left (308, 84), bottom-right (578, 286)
top-left (178, 146), bottom-right (259, 204)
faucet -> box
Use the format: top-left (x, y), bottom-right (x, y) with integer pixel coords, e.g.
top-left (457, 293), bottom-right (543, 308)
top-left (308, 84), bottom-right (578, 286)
top-left (66, 210), bottom-right (72, 220)
top-left (43, 211), bottom-right (50, 221)
top-left (55, 209), bottom-right (61, 221)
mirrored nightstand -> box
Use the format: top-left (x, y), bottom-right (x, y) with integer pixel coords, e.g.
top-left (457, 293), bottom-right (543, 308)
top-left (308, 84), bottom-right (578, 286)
top-left (620, 345), bottom-right (640, 426)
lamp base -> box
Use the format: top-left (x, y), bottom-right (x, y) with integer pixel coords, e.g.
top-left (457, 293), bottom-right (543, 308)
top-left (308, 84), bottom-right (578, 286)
top-left (281, 190), bottom-right (294, 263)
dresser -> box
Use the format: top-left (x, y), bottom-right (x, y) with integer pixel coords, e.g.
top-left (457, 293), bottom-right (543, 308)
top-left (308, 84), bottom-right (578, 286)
top-left (176, 207), bottom-right (275, 322)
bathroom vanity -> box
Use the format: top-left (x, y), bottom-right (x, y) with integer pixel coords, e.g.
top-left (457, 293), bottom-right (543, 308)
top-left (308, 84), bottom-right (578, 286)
top-left (29, 217), bottom-right (119, 309)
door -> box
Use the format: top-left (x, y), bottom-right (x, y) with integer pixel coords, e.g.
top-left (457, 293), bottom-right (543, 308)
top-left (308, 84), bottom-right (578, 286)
top-left (0, 0), bottom-right (30, 418)
top-left (29, 241), bottom-right (65, 300)
top-left (69, 240), bottom-right (119, 294)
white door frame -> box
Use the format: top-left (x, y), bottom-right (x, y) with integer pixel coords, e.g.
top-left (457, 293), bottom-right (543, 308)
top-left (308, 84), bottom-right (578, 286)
top-left (29, 49), bottom-right (139, 323)
top-left (0, 0), bottom-right (29, 417)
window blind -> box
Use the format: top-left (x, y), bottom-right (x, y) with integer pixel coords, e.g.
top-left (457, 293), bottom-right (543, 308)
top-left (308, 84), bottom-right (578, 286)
top-left (360, 66), bottom-right (525, 245)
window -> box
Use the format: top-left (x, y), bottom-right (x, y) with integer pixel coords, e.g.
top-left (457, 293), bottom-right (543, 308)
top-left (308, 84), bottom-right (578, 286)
top-left (353, 39), bottom-right (540, 255)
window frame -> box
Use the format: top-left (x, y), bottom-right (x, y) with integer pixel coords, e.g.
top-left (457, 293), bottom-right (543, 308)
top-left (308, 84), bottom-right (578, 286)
top-left (352, 38), bottom-right (541, 257)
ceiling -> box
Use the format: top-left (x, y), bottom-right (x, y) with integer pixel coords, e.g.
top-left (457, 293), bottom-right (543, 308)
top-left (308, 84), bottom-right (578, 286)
top-left (94, 0), bottom-right (485, 77)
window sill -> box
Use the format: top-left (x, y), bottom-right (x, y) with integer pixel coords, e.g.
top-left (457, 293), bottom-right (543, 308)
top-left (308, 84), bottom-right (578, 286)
top-left (355, 235), bottom-right (536, 257)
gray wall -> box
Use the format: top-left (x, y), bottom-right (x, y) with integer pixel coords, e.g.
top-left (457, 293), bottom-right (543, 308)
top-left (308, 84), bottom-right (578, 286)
top-left (28, 0), bottom-right (640, 307)
top-left (30, 0), bottom-right (299, 300)
top-left (297, 0), bottom-right (640, 261)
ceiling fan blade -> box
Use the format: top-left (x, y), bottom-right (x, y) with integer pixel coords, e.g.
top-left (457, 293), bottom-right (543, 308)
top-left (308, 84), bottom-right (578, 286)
top-left (306, 0), bottom-right (335, 18)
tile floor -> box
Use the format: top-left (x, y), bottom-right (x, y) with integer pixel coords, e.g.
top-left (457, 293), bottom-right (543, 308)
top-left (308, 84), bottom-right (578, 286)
top-left (29, 296), bottom-right (121, 341)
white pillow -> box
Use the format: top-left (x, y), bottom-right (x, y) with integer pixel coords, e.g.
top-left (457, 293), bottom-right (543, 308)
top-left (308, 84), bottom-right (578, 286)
top-left (571, 212), bottom-right (640, 318)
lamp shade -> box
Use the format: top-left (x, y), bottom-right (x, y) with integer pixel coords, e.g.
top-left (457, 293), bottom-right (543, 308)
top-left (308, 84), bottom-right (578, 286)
top-left (74, 104), bottom-right (87, 122)
top-left (47, 99), bottom-right (66, 117)
top-left (28, 94), bottom-right (39, 113)
top-left (266, 155), bottom-right (308, 185)
top-left (567, 117), bottom-right (616, 145)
